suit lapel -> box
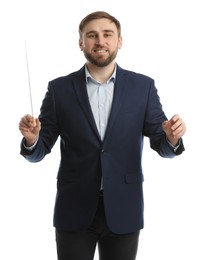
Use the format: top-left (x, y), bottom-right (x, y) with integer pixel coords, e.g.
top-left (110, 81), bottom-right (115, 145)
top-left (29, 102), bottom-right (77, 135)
top-left (72, 67), bottom-right (101, 140)
top-left (104, 67), bottom-right (128, 142)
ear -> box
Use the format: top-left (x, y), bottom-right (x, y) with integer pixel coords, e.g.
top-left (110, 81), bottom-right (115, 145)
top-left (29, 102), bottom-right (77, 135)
top-left (118, 36), bottom-right (123, 49)
top-left (79, 39), bottom-right (83, 51)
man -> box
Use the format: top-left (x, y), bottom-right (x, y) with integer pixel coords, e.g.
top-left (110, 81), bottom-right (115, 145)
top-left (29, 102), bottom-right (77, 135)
top-left (19, 11), bottom-right (186, 260)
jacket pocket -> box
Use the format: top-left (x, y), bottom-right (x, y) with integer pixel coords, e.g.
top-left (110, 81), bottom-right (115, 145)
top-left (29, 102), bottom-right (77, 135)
top-left (125, 174), bottom-right (144, 184)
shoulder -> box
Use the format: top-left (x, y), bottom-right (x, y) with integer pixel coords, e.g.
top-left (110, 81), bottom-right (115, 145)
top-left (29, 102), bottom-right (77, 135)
top-left (48, 66), bottom-right (85, 86)
top-left (116, 65), bottom-right (156, 93)
top-left (117, 65), bottom-right (154, 83)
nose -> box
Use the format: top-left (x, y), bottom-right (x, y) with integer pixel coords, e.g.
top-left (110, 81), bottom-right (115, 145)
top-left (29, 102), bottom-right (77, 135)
top-left (95, 35), bottom-right (105, 46)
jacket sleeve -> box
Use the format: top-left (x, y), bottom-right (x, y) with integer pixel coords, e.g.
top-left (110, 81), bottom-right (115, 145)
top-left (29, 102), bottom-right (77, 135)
top-left (143, 80), bottom-right (185, 158)
top-left (20, 82), bottom-right (60, 162)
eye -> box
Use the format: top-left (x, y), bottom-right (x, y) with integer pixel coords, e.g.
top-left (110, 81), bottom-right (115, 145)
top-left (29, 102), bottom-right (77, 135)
top-left (104, 32), bottom-right (114, 38)
top-left (87, 33), bottom-right (96, 39)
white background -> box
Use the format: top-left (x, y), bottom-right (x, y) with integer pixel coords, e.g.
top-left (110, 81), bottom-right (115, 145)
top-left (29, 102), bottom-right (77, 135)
top-left (0, 0), bottom-right (201, 259)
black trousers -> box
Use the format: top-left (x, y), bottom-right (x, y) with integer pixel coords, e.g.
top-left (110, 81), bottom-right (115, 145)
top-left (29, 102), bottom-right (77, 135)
top-left (55, 195), bottom-right (140, 260)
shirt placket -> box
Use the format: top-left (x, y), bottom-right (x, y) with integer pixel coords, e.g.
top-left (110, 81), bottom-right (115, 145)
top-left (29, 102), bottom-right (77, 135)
top-left (98, 84), bottom-right (106, 141)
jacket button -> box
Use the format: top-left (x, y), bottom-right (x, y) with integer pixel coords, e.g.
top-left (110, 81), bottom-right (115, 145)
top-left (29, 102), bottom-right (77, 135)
top-left (101, 149), bottom-right (105, 153)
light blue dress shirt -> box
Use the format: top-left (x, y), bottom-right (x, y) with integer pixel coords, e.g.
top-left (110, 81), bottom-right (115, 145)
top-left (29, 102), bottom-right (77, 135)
top-left (85, 65), bottom-right (116, 141)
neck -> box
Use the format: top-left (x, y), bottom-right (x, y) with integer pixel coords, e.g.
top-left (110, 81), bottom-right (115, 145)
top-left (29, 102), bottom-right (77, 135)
top-left (86, 62), bottom-right (116, 84)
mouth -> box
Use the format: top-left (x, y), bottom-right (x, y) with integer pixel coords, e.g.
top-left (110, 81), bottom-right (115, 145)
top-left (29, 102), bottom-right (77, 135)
top-left (93, 49), bottom-right (108, 54)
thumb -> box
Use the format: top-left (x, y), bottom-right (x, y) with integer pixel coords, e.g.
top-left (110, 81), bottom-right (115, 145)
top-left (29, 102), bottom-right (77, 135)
top-left (162, 120), bottom-right (168, 128)
top-left (162, 120), bottom-right (170, 132)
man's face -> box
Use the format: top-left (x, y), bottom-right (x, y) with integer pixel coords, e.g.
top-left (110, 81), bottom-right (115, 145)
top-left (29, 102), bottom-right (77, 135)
top-left (79, 18), bottom-right (122, 67)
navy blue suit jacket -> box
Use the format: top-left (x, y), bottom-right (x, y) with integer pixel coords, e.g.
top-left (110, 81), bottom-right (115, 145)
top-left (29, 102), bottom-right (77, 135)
top-left (21, 65), bottom-right (185, 234)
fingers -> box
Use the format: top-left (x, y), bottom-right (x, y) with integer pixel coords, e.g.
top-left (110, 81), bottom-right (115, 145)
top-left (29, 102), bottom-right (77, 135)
top-left (19, 114), bottom-right (41, 134)
top-left (170, 114), bottom-right (186, 138)
top-left (19, 114), bottom-right (34, 129)
top-left (162, 114), bottom-right (186, 146)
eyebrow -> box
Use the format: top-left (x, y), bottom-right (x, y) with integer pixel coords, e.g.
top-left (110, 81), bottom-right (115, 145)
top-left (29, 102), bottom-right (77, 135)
top-left (86, 29), bottom-right (115, 35)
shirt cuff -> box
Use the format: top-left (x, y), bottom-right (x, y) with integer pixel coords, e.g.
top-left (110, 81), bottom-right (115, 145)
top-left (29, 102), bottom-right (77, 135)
top-left (23, 137), bottom-right (39, 150)
top-left (166, 138), bottom-right (181, 152)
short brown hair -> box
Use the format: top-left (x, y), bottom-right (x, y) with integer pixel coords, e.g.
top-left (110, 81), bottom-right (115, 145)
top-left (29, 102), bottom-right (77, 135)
top-left (79, 11), bottom-right (121, 37)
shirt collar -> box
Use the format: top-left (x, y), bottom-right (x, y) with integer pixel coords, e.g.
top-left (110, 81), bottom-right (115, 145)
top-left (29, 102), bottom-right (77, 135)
top-left (85, 64), bottom-right (116, 84)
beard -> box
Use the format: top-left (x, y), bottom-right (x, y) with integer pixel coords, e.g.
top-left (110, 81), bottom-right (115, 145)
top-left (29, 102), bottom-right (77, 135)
top-left (83, 48), bottom-right (118, 67)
